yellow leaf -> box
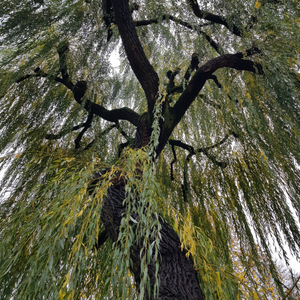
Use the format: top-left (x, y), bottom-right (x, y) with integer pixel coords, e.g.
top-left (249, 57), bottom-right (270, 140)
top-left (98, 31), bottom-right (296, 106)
top-left (62, 273), bottom-right (70, 288)
top-left (255, 1), bottom-right (261, 9)
top-left (15, 153), bottom-right (21, 158)
top-left (76, 210), bottom-right (84, 218)
top-left (59, 289), bottom-right (65, 299)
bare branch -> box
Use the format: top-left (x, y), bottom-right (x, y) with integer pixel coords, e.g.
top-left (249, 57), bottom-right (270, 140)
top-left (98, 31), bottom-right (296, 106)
top-left (154, 47), bottom-right (262, 155)
top-left (134, 15), bottom-right (211, 28)
top-left (170, 143), bottom-right (177, 181)
top-left (55, 75), bottom-right (140, 125)
top-left (16, 68), bottom-right (48, 83)
top-left (209, 75), bottom-right (222, 88)
top-left (282, 275), bottom-right (300, 300)
top-left (17, 70), bottom-right (140, 127)
top-left (168, 53), bottom-right (200, 96)
top-left (57, 40), bottom-right (70, 81)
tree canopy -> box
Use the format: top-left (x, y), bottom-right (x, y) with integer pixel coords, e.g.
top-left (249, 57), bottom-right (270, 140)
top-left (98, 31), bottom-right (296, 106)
top-left (0, 0), bottom-right (299, 299)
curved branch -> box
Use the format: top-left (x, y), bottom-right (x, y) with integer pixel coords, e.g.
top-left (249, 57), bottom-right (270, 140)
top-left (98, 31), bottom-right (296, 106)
top-left (17, 71), bottom-right (140, 126)
top-left (135, 14), bottom-right (224, 55)
top-left (173, 49), bottom-right (262, 126)
top-left (156, 48), bottom-right (262, 155)
top-left (112, 0), bottom-right (159, 114)
top-left (57, 40), bottom-right (70, 81)
top-left (282, 275), bottom-right (300, 300)
top-left (16, 68), bottom-right (48, 83)
top-left (82, 100), bottom-right (140, 126)
top-left (134, 15), bottom-right (211, 28)
top-left (56, 41), bottom-right (140, 126)
top-left (55, 78), bottom-right (140, 125)
top-left (186, 0), bottom-right (243, 36)
top-left (169, 133), bottom-right (238, 169)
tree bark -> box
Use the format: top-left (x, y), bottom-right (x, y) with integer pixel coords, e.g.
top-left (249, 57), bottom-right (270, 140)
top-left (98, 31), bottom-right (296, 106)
top-left (100, 169), bottom-right (204, 300)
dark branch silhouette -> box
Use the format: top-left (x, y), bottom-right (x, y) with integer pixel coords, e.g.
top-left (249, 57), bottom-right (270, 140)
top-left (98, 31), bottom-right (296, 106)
top-left (45, 123), bottom-right (88, 140)
top-left (186, 0), bottom-right (244, 36)
top-left (169, 130), bottom-right (239, 171)
top-left (112, 0), bottom-right (159, 114)
top-left (84, 124), bottom-right (118, 150)
top-left (134, 14), bottom-right (224, 55)
top-left (74, 112), bottom-right (94, 149)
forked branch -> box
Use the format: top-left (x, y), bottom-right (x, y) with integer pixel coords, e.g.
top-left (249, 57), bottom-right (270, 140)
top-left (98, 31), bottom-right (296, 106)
top-left (169, 138), bottom-right (229, 169)
top-left (169, 133), bottom-right (238, 200)
top-left (172, 48), bottom-right (262, 126)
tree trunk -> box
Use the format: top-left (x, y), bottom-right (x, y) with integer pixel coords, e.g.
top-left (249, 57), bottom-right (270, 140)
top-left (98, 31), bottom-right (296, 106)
top-left (101, 179), bottom-right (203, 300)
top-left (100, 121), bottom-right (203, 300)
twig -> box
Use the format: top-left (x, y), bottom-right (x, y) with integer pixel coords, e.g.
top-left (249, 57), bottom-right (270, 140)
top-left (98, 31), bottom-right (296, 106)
top-left (282, 275), bottom-right (300, 300)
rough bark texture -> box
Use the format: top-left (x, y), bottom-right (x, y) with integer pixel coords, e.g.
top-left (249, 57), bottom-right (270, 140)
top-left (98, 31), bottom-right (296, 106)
top-left (100, 172), bottom-right (203, 300)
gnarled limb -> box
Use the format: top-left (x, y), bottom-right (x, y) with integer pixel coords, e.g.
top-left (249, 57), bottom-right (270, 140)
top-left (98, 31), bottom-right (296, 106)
top-left (55, 41), bottom-right (141, 125)
top-left (17, 71), bottom-right (140, 126)
top-left (16, 67), bottom-right (47, 83)
top-left (174, 50), bottom-right (263, 117)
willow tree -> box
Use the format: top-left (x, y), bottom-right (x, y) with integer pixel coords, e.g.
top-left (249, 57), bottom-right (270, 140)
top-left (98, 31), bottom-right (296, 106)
top-left (0, 0), bottom-right (299, 299)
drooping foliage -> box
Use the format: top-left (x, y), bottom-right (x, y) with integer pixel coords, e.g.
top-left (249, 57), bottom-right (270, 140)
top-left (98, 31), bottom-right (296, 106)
top-left (0, 0), bottom-right (299, 299)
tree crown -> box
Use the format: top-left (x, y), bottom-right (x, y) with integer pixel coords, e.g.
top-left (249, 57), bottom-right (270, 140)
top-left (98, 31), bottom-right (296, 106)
top-left (0, 0), bottom-right (299, 299)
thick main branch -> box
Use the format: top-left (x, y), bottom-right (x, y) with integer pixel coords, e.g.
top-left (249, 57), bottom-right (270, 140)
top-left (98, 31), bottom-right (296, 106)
top-left (112, 0), bottom-right (159, 114)
top-left (156, 49), bottom-right (262, 155)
